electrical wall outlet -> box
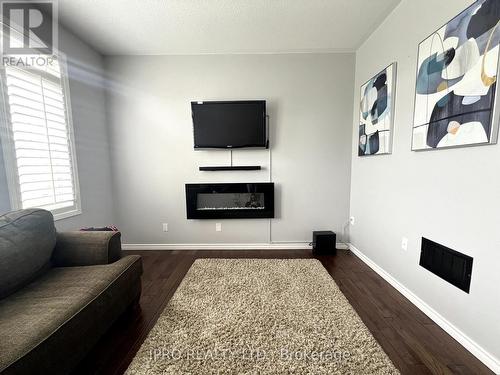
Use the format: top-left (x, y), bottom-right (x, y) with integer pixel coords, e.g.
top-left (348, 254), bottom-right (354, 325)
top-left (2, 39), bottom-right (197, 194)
top-left (162, 223), bottom-right (168, 232)
top-left (349, 216), bottom-right (355, 225)
top-left (401, 237), bottom-right (408, 251)
top-left (215, 223), bottom-right (222, 232)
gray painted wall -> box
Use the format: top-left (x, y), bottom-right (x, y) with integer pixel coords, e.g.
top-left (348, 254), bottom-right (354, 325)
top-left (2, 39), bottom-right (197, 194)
top-left (104, 53), bottom-right (354, 244)
top-left (0, 26), bottom-right (115, 230)
top-left (350, 0), bottom-right (500, 363)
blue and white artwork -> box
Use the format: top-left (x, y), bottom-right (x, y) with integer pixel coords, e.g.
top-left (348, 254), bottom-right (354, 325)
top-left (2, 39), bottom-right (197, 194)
top-left (359, 63), bottom-right (396, 156)
top-left (412, 0), bottom-right (500, 150)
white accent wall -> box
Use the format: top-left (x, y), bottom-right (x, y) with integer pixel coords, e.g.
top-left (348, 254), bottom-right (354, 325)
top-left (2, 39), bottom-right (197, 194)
top-left (349, 0), bottom-right (500, 367)
top-left (104, 53), bottom-right (354, 244)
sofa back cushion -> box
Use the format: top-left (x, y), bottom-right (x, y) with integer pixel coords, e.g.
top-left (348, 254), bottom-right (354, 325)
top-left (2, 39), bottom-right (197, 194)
top-left (0, 209), bottom-right (56, 299)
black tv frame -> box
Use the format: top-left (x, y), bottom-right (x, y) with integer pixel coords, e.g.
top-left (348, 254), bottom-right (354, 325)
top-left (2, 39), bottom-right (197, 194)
top-left (191, 100), bottom-right (268, 149)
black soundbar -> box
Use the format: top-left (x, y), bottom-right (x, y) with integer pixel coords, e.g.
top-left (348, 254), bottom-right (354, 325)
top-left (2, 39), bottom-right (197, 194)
top-left (199, 166), bottom-right (261, 171)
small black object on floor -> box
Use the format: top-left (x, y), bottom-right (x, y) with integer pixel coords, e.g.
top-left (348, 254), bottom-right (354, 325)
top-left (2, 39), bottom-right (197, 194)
top-left (312, 231), bottom-right (337, 255)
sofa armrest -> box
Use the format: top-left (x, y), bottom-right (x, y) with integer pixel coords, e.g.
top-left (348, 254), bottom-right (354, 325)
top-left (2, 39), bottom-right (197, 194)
top-left (52, 231), bottom-right (122, 267)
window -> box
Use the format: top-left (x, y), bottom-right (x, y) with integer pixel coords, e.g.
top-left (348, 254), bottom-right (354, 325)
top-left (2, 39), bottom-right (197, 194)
top-left (1, 57), bottom-right (81, 220)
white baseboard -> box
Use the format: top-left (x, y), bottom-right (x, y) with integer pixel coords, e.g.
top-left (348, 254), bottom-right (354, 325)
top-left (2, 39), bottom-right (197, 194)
top-left (122, 242), bottom-right (349, 251)
top-left (122, 242), bottom-right (498, 371)
top-left (348, 243), bottom-right (500, 374)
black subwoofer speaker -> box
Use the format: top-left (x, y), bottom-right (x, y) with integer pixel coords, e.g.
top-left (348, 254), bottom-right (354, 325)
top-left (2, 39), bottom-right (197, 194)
top-left (312, 231), bottom-right (336, 255)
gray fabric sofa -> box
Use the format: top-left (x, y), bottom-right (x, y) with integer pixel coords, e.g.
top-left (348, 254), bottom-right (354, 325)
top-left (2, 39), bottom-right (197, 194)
top-left (0, 209), bottom-right (143, 375)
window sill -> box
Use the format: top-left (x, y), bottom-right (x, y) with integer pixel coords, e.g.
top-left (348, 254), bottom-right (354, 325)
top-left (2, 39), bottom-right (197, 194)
top-left (53, 209), bottom-right (82, 221)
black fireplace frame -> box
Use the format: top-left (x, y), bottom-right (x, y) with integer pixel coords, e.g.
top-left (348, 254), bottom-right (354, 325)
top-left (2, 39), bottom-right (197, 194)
top-left (185, 183), bottom-right (274, 219)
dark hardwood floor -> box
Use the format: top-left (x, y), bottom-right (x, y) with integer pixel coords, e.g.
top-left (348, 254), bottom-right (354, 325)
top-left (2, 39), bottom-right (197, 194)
top-left (72, 249), bottom-right (493, 375)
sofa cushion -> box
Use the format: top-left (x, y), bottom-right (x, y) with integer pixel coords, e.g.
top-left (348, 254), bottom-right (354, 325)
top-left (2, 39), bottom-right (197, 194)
top-left (0, 209), bottom-right (56, 299)
top-left (0, 255), bottom-right (142, 374)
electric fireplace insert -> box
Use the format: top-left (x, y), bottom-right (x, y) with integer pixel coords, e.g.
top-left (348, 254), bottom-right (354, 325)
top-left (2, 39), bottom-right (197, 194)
top-left (185, 183), bottom-right (274, 219)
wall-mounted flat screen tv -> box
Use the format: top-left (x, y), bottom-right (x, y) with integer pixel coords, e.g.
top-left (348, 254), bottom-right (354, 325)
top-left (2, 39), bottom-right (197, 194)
top-left (191, 100), bottom-right (267, 149)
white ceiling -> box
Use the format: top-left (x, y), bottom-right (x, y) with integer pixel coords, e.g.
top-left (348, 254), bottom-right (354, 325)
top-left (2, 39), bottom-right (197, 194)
top-left (58, 0), bottom-right (401, 55)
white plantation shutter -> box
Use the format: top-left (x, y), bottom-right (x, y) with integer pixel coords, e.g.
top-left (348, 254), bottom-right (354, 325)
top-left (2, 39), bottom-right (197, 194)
top-left (2, 58), bottom-right (80, 217)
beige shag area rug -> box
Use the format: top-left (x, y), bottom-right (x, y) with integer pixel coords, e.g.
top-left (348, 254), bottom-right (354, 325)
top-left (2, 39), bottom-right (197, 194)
top-left (126, 259), bottom-right (399, 374)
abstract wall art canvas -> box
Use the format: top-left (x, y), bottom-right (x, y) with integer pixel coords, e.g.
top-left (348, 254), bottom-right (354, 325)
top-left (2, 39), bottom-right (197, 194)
top-left (359, 63), bottom-right (396, 156)
top-left (412, 0), bottom-right (500, 151)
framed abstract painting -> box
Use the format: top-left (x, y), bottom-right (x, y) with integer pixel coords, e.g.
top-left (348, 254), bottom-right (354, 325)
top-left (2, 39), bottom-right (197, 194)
top-left (412, 0), bottom-right (500, 151)
top-left (359, 63), bottom-right (396, 156)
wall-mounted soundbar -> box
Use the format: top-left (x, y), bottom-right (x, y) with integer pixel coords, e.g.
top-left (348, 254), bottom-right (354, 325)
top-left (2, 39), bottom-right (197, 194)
top-left (199, 166), bottom-right (261, 171)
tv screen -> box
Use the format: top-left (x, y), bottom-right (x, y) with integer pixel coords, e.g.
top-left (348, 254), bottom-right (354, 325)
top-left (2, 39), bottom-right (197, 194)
top-left (191, 101), bottom-right (267, 149)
